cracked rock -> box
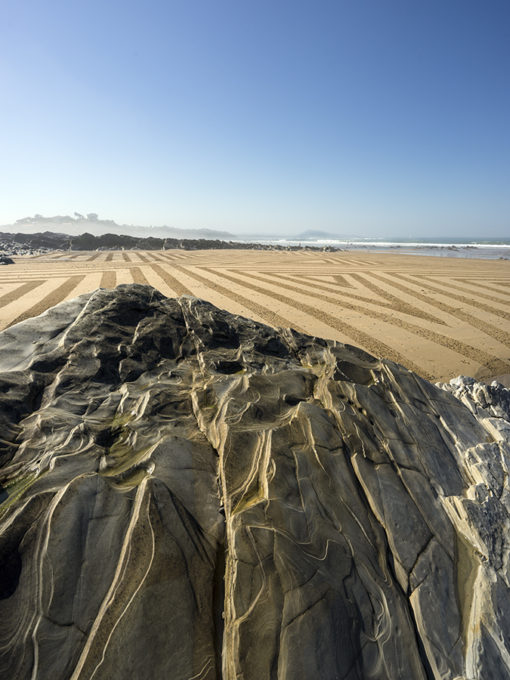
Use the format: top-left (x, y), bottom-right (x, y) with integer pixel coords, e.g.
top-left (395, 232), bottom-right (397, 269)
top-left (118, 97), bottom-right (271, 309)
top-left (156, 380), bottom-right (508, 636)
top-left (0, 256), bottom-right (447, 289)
top-left (0, 284), bottom-right (509, 679)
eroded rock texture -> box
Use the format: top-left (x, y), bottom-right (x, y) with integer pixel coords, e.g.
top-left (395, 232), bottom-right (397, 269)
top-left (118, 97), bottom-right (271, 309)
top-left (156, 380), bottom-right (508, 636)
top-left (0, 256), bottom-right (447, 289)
top-left (0, 284), bottom-right (509, 679)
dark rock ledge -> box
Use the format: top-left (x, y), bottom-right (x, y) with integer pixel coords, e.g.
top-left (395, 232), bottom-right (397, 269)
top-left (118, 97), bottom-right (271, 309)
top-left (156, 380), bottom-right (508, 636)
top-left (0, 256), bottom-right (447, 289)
top-left (0, 284), bottom-right (509, 679)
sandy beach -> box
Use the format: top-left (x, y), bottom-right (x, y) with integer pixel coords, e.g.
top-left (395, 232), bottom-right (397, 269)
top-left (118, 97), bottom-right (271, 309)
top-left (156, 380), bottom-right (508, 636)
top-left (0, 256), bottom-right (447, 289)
top-left (0, 249), bottom-right (509, 383)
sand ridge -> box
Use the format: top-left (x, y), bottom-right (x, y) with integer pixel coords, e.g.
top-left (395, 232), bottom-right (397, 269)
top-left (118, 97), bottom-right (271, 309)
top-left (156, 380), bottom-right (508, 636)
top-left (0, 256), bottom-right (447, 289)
top-left (0, 248), bottom-right (509, 382)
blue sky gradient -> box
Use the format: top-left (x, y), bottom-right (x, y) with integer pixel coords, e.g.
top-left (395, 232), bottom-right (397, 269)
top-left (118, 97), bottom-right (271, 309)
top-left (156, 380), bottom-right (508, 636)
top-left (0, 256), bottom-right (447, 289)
top-left (1, 0), bottom-right (509, 236)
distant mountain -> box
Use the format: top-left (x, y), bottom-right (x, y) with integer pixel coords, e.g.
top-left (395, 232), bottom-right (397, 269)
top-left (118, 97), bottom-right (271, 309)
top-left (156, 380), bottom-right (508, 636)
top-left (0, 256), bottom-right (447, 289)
top-left (5, 213), bottom-right (235, 240)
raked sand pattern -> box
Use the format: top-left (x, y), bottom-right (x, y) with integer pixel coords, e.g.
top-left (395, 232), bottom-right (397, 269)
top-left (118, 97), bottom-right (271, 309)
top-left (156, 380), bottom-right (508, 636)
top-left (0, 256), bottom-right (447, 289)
top-left (1, 249), bottom-right (509, 382)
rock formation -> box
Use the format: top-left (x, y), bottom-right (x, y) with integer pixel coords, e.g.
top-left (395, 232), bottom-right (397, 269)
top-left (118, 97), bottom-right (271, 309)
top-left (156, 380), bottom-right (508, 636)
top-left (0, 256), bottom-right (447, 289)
top-left (0, 284), bottom-right (509, 679)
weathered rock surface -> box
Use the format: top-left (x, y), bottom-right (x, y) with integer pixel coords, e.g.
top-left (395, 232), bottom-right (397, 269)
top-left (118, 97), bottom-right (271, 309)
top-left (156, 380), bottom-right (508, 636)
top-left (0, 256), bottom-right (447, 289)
top-left (437, 375), bottom-right (510, 441)
top-left (0, 284), bottom-right (509, 679)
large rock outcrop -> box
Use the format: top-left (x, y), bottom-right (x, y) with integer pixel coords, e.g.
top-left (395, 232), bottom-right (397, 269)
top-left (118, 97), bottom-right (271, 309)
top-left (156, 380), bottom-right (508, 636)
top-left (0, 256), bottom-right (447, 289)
top-left (0, 284), bottom-right (509, 679)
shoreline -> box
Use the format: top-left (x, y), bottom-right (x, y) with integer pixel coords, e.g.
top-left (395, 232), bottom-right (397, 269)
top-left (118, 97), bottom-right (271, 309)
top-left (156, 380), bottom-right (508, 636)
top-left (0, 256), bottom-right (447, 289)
top-left (1, 230), bottom-right (510, 261)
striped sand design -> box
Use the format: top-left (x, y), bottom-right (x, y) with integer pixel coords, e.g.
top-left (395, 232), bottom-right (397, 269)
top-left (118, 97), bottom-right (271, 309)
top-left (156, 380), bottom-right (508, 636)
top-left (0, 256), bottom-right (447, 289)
top-left (1, 249), bottom-right (509, 381)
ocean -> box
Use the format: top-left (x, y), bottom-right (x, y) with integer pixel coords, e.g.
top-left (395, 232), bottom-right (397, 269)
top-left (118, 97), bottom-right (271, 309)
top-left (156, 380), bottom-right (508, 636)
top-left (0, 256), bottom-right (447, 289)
top-left (245, 237), bottom-right (510, 260)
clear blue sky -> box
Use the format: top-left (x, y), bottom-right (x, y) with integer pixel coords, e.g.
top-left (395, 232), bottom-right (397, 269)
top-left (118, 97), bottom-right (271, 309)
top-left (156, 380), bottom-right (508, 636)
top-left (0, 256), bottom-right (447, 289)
top-left (1, 0), bottom-right (509, 236)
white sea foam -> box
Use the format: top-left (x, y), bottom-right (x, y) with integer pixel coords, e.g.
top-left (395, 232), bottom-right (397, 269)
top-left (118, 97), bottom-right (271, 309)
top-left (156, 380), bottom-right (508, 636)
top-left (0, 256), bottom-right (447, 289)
top-left (246, 237), bottom-right (510, 259)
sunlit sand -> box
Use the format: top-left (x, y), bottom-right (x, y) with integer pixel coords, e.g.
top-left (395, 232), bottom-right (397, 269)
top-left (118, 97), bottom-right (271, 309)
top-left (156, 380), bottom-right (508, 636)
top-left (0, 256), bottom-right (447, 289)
top-left (1, 249), bottom-right (509, 383)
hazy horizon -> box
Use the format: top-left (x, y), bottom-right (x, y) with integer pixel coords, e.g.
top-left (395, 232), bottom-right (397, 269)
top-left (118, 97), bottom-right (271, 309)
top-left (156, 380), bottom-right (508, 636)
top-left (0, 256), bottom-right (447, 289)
top-left (2, 1), bottom-right (509, 237)
top-left (1, 211), bottom-right (510, 242)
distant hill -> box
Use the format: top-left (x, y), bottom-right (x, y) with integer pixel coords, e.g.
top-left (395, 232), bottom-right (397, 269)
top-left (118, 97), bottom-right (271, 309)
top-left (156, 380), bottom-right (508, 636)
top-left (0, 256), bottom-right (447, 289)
top-left (5, 213), bottom-right (235, 240)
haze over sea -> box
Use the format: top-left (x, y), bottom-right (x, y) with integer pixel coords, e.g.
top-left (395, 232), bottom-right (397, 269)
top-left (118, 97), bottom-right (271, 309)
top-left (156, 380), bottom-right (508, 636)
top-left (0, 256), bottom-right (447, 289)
top-left (243, 236), bottom-right (510, 260)
top-left (2, 1), bottom-right (509, 238)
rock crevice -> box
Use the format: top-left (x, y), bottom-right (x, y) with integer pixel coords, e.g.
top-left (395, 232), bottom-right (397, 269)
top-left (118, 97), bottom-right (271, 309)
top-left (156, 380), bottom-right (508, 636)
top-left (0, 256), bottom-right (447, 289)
top-left (0, 284), bottom-right (509, 679)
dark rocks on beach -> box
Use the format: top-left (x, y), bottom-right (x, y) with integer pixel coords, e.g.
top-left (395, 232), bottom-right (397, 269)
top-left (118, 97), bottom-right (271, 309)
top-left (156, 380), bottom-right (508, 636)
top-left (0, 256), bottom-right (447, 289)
top-left (0, 284), bottom-right (509, 679)
top-left (0, 230), bottom-right (330, 253)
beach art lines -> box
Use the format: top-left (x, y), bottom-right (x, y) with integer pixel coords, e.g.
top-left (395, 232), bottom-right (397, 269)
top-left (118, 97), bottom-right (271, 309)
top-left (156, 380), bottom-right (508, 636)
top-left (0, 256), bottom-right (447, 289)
top-left (1, 249), bottom-right (509, 382)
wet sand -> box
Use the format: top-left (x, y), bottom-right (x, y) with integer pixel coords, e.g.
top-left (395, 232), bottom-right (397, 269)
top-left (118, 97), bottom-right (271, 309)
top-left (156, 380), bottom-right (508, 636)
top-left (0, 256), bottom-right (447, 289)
top-left (1, 249), bottom-right (509, 382)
